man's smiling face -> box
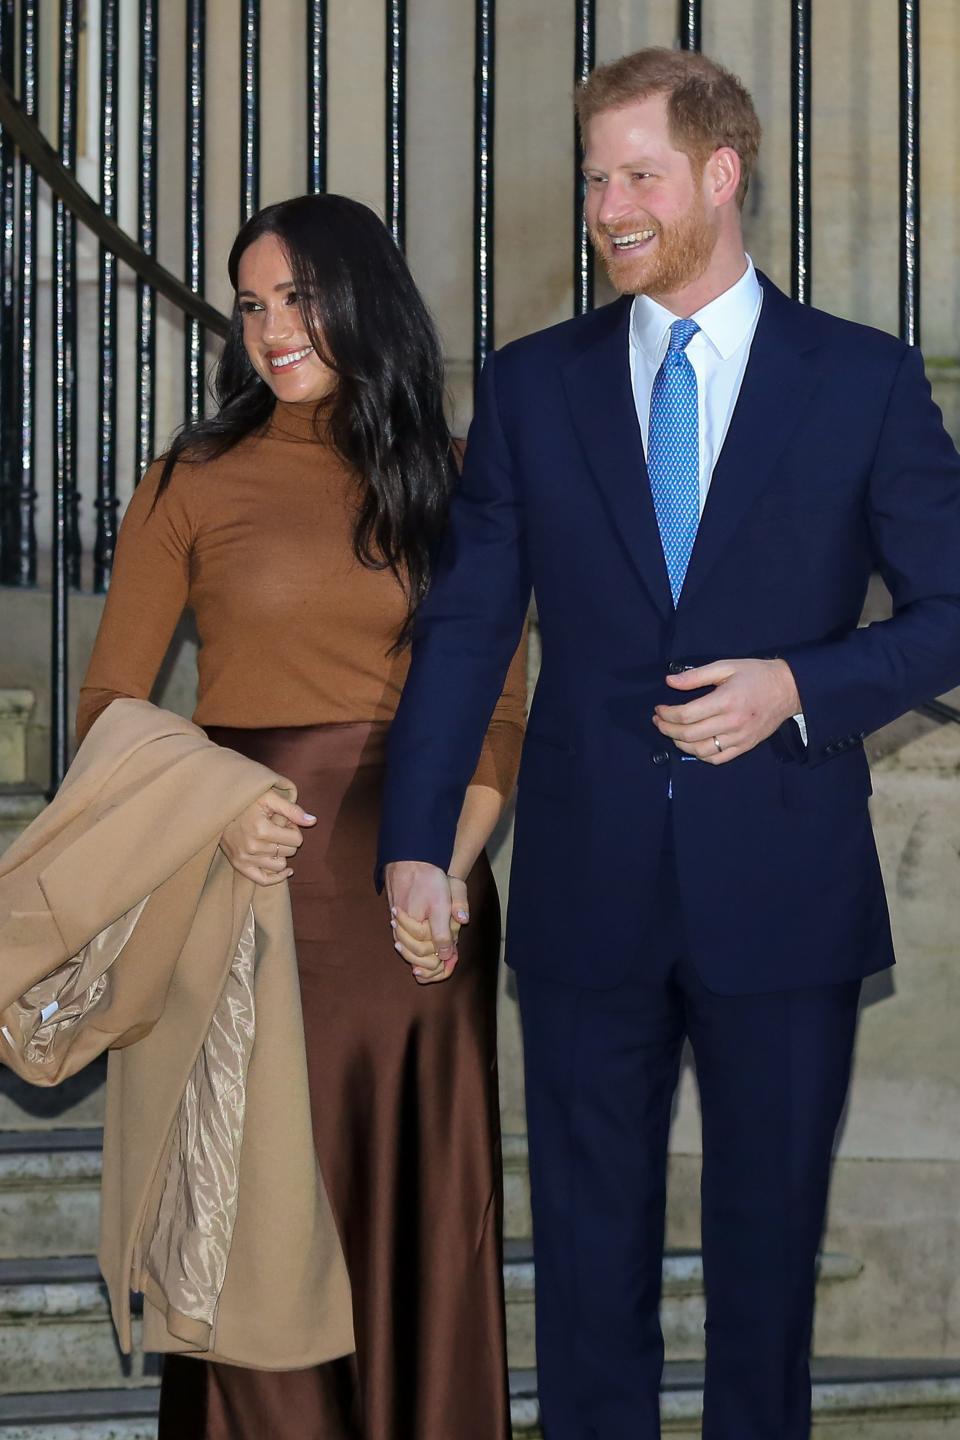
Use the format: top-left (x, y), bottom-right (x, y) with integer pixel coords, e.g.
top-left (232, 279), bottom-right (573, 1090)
top-left (582, 92), bottom-right (720, 300)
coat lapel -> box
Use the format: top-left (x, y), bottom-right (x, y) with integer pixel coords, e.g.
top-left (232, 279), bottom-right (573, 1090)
top-left (678, 275), bottom-right (822, 610)
top-left (561, 298), bottom-right (675, 619)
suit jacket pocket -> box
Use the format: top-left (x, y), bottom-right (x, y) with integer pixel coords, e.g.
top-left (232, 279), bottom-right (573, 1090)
top-left (517, 734), bottom-right (572, 800)
top-left (780, 748), bottom-right (873, 811)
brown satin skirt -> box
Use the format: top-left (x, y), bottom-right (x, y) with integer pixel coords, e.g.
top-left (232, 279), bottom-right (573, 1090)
top-left (157, 722), bottom-right (510, 1440)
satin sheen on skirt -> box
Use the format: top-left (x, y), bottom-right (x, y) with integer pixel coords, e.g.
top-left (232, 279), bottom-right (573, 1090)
top-left (157, 721), bottom-right (511, 1440)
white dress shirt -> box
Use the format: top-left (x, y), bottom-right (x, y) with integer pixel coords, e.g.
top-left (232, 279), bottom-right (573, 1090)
top-left (629, 256), bottom-right (807, 743)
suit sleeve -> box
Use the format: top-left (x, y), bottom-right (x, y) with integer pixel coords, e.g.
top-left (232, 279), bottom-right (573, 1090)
top-left (377, 350), bottom-right (531, 874)
top-left (783, 344), bottom-right (960, 764)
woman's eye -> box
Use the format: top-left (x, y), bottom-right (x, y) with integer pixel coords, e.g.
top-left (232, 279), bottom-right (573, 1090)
top-left (285, 291), bottom-right (300, 306)
top-left (238, 300), bottom-right (261, 315)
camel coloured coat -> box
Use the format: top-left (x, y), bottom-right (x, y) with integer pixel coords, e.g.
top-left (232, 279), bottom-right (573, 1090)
top-left (0, 699), bottom-right (354, 1369)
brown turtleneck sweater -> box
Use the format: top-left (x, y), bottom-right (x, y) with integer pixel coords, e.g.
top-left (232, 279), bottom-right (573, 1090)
top-left (77, 401), bottom-right (527, 797)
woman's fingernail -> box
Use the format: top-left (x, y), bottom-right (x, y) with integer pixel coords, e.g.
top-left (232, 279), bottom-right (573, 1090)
top-left (456, 910), bottom-right (468, 922)
top-left (412, 968), bottom-right (423, 977)
top-left (302, 813), bottom-right (317, 822)
top-left (394, 942), bottom-right (403, 953)
top-left (390, 906), bottom-right (397, 917)
top-left (390, 918), bottom-right (397, 929)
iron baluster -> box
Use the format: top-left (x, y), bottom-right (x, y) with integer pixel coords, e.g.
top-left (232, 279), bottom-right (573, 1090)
top-left (51, 0), bottom-right (81, 788)
top-left (791, 0), bottom-right (812, 304)
top-left (573, 0), bottom-right (595, 317)
top-left (678, 0), bottom-right (701, 52)
top-left (95, 0), bottom-right (120, 591)
top-left (385, 0), bottom-right (406, 249)
top-left (306, 0), bottom-right (328, 194)
top-left (0, 0), bottom-right (15, 580)
top-left (11, 0), bottom-right (38, 586)
top-left (136, 0), bottom-right (158, 481)
top-left (899, 0), bottom-right (920, 346)
top-left (473, 0), bottom-right (495, 386)
top-left (185, 0), bottom-right (206, 424)
top-left (241, 0), bottom-right (260, 224)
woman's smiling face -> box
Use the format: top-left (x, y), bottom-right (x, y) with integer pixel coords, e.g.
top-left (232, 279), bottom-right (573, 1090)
top-left (236, 232), bottom-right (337, 405)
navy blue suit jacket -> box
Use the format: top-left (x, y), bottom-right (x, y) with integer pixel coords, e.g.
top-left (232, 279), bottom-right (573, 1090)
top-left (379, 275), bottom-right (960, 992)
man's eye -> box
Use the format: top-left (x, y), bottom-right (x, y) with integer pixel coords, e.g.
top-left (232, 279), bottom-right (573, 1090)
top-left (632, 173), bottom-right (653, 182)
top-left (584, 175), bottom-right (605, 187)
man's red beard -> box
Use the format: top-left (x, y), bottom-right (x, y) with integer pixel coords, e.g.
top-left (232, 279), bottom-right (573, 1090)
top-left (590, 201), bottom-right (718, 299)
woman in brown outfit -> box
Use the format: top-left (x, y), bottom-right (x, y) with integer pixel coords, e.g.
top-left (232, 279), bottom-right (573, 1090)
top-left (76, 195), bottom-right (525, 1440)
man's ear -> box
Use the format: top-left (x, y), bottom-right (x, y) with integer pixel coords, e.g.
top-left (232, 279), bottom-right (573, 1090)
top-left (706, 146), bottom-right (742, 208)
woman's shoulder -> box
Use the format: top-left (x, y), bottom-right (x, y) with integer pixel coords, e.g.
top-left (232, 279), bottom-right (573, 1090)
top-left (134, 444), bottom-right (242, 513)
top-left (120, 453), bottom-right (215, 548)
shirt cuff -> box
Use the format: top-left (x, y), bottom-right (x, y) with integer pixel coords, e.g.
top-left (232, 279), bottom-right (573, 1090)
top-left (793, 712), bottom-right (808, 746)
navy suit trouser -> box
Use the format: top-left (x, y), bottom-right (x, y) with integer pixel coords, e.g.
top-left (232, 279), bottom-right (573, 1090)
top-left (515, 833), bottom-right (861, 1440)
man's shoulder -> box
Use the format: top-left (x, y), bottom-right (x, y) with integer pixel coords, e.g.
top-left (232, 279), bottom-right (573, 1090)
top-left (759, 272), bottom-right (909, 367)
top-left (493, 297), bottom-right (630, 374)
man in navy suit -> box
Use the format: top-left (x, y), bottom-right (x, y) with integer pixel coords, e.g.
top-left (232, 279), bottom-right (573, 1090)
top-left (378, 47), bottom-right (960, 1440)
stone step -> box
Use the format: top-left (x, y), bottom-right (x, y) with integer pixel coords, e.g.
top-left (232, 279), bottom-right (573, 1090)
top-left (2, 1361), bottom-right (958, 1439)
top-left (0, 1258), bottom-right (159, 1397)
top-left (0, 692), bottom-right (36, 788)
top-left (503, 1240), bottom-right (863, 1370)
top-left (0, 1387), bottom-right (159, 1439)
top-left (503, 1132), bottom-right (532, 1241)
top-left (510, 1359), bottom-right (960, 1438)
top-left (0, 784), bottom-right (46, 859)
top-left (0, 1068), bottom-right (106, 1134)
top-left (0, 1133), bottom-right (103, 1260)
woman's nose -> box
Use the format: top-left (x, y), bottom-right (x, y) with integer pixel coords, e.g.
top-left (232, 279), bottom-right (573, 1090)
top-left (262, 305), bottom-right (294, 345)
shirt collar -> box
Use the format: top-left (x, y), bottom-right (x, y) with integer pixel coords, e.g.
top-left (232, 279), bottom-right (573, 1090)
top-left (630, 255), bottom-right (762, 363)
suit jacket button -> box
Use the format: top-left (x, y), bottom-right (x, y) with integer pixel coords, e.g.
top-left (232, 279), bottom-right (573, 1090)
top-left (667, 660), bottom-right (685, 675)
top-left (825, 743), bottom-right (837, 757)
top-left (652, 749), bottom-right (670, 766)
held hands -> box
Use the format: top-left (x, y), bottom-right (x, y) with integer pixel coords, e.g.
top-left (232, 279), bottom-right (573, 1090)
top-left (384, 861), bottom-right (470, 985)
top-left (653, 658), bottom-right (801, 764)
top-left (220, 791), bottom-right (317, 885)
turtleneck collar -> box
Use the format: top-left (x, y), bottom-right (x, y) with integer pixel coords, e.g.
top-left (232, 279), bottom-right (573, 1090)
top-left (267, 399), bottom-right (330, 442)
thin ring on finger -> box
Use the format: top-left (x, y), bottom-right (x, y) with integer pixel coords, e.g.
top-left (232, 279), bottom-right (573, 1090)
top-left (713, 736), bottom-right (723, 754)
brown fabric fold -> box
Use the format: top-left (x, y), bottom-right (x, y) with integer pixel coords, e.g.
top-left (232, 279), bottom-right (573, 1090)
top-left (160, 720), bottom-right (510, 1440)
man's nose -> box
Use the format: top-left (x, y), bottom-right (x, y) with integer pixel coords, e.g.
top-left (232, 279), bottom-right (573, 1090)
top-left (597, 184), bottom-right (632, 228)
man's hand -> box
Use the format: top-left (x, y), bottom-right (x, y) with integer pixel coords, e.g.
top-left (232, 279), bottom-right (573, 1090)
top-left (385, 861), bottom-right (464, 984)
top-left (653, 658), bottom-right (801, 764)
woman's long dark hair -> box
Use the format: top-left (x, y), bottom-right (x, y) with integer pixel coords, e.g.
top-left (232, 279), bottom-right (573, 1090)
top-left (156, 193), bottom-right (456, 637)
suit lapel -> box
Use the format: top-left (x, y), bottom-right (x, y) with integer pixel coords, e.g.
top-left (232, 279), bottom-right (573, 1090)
top-left (678, 275), bottom-right (822, 610)
top-left (561, 298), bottom-right (674, 619)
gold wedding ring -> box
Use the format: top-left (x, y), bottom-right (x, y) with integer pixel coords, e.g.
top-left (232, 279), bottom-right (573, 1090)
top-left (713, 736), bottom-right (723, 754)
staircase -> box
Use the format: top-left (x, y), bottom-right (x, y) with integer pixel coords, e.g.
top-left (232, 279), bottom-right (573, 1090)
top-left (1, 691), bottom-right (960, 1435)
top-left (1, 1110), bottom-right (959, 1437)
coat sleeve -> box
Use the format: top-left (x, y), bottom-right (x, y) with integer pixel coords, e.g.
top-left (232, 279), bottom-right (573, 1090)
top-left (377, 350), bottom-right (531, 875)
top-left (783, 344), bottom-right (960, 764)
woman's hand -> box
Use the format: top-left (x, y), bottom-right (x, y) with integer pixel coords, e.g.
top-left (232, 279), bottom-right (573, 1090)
top-left (220, 791), bottom-right (316, 886)
top-left (391, 876), bottom-right (470, 985)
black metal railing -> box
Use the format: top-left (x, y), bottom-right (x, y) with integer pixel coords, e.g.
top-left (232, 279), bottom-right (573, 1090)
top-left (0, 0), bottom-right (946, 789)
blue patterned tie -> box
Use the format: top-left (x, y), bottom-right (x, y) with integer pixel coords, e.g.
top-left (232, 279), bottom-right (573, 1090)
top-left (647, 318), bottom-right (700, 605)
